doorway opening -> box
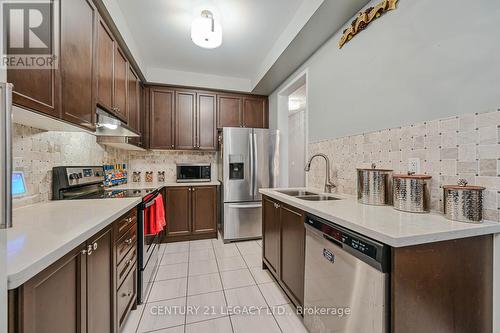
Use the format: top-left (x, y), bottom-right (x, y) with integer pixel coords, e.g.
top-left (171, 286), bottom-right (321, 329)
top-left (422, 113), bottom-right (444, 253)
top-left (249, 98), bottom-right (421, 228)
top-left (276, 70), bottom-right (308, 188)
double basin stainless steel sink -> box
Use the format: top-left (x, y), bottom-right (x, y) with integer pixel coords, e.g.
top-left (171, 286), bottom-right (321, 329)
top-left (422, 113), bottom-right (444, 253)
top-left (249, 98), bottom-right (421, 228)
top-left (277, 189), bottom-right (341, 201)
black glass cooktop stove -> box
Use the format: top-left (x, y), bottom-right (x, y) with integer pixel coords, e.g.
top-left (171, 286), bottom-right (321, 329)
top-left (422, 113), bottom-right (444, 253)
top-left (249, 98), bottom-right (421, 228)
top-left (81, 188), bottom-right (156, 199)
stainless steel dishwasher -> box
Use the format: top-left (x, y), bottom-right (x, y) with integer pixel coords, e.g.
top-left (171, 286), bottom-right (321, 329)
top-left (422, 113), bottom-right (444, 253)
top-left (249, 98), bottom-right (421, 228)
top-left (303, 214), bottom-right (390, 333)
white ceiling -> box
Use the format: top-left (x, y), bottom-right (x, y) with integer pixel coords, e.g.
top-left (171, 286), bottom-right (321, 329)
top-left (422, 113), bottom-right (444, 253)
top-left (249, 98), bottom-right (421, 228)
top-left (116, 0), bottom-right (306, 84)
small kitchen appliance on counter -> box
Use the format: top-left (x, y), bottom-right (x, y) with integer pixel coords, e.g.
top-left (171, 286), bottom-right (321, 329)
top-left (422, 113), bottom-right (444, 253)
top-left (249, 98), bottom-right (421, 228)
top-left (176, 163), bottom-right (211, 182)
top-left (357, 164), bottom-right (393, 205)
top-left (52, 166), bottom-right (162, 304)
top-left (443, 179), bottom-right (485, 223)
top-left (393, 173), bottom-right (432, 213)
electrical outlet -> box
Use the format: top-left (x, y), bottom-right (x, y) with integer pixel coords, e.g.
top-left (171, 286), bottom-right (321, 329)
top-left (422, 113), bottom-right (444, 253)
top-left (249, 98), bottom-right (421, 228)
top-left (408, 158), bottom-right (421, 174)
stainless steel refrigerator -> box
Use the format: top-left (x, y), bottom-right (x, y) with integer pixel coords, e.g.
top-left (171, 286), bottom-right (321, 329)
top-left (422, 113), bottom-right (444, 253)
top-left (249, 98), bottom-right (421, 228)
top-left (0, 83), bottom-right (13, 332)
top-left (218, 127), bottom-right (280, 242)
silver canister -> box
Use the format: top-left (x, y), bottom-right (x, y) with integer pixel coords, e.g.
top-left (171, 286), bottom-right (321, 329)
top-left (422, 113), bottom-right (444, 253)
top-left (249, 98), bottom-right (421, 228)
top-left (393, 174), bottom-right (432, 213)
top-left (443, 180), bottom-right (485, 223)
top-left (357, 164), bottom-right (393, 205)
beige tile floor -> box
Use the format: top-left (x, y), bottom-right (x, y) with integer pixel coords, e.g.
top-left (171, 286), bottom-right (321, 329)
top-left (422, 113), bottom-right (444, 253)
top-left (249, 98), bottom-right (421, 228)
top-left (122, 237), bottom-right (309, 333)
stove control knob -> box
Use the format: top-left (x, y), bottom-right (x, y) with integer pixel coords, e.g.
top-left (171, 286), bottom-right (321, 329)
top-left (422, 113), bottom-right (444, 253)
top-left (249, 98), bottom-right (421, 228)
top-left (69, 173), bottom-right (77, 180)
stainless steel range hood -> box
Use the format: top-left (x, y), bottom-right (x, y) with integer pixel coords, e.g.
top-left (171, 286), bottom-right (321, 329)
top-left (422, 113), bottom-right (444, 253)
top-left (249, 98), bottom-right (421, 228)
top-left (95, 107), bottom-right (139, 137)
top-left (96, 136), bottom-right (145, 151)
top-left (95, 107), bottom-right (145, 151)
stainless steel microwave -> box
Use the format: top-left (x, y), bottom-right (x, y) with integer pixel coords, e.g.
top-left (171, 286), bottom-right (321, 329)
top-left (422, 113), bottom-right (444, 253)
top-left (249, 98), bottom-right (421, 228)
top-left (176, 163), bottom-right (211, 182)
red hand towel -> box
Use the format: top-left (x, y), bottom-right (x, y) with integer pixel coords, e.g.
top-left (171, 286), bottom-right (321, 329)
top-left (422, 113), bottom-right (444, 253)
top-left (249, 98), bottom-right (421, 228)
top-left (154, 194), bottom-right (166, 233)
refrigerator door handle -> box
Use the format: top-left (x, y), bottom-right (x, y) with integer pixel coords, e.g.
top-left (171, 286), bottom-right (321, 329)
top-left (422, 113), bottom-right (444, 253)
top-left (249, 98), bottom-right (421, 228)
top-left (227, 203), bottom-right (262, 209)
top-left (1, 83), bottom-right (13, 229)
top-left (252, 132), bottom-right (258, 198)
top-left (249, 131), bottom-right (254, 197)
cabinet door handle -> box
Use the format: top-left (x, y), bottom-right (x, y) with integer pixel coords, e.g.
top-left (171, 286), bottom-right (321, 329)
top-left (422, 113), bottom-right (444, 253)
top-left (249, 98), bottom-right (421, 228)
top-left (126, 259), bottom-right (133, 268)
top-left (125, 238), bottom-right (133, 245)
top-left (93, 242), bottom-right (98, 251)
top-left (81, 249), bottom-right (88, 256)
top-left (87, 244), bottom-right (93, 256)
top-left (121, 291), bottom-right (132, 298)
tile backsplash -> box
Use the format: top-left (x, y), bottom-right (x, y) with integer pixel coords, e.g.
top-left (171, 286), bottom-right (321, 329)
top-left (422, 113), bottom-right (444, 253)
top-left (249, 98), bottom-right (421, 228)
top-left (13, 124), bottom-right (126, 207)
top-left (12, 123), bottom-right (217, 208)
top-left (127, 150), bottom-right (217, 183)
top-left (307, 110), bottom-right (500, 221)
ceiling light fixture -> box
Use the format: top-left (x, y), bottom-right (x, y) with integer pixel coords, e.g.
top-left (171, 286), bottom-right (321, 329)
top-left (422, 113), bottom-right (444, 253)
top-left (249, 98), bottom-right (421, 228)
top-left (191, 10), bottom-right (222, 49)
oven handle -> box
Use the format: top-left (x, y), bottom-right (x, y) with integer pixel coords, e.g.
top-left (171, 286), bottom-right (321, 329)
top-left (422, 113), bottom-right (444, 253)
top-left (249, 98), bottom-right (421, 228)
top-left (140, 190), bottom-right (161, 209)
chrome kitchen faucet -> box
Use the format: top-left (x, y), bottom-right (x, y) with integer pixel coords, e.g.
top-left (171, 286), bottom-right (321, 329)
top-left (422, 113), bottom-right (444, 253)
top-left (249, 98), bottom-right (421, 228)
top-left (304, 153), bottom-right (336, 193)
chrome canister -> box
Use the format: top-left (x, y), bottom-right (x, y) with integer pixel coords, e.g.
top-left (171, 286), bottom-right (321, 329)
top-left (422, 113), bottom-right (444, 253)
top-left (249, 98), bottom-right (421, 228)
top-left (357, 164), bottom-right (393, 205)
top-left (392, 174), bottom-right (431, 213)
top-left (443, 180), bottom-right (485, 223)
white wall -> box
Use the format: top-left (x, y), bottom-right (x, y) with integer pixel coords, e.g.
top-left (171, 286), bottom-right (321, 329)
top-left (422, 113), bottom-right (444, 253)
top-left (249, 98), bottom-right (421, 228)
top-left (288, 110), bottom-right (306, 187)
top-left (147, 67), bottom-right (252, 92)
top-left (269, 0), bottom-right (500, 142)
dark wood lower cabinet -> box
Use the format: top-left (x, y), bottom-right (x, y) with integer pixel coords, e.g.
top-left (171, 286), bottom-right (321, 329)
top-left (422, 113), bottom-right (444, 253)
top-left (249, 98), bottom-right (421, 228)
top-left (165, 186), bottom-right (218, 242)
top-left (165, 187), bottom-right (191, 238)
top-left (262, 196), bottom-right (280, 276)
top-left (192, 186), bottom-right (217, 235)
top-left (9, 208), bottom-right (138, 333)
top-left (87, 226), bottom-right (113, 333)
top-left (9, 244), bottom-right (87, 333)
top-left (279, 204), bottom-right (305, 306)
top-left (391, 235), bottom-right (493, 333)
top-left (262, 195), bottom-right (305, 308)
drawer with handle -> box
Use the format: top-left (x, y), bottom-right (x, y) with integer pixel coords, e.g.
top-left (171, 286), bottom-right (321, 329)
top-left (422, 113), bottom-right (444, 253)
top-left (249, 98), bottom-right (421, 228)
top-left (117, 246), bottom-right (136, 289)
top-left (117, 223), bottom-right (137, 265)
top-left (116, 209), bottom-right (137, 239)
top-left (117, 267), bottom-right (137, 330)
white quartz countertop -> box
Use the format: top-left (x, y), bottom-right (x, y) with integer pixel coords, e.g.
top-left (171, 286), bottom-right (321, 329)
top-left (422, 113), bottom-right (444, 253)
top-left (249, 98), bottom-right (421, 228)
top-left (260, 188), bottom-right (500, 247)
top-left (112, 180), bottom-right (220, 191)
top-left (7, 198), bottom-right (141, 289)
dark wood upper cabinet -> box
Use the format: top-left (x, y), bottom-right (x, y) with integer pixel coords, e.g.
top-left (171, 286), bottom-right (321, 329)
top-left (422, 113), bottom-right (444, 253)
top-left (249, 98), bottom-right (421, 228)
top-left (96, 18), bottom-right (114, 113)
top-left (86, 226), bottom-right (113, 333)
top-left (60, 0), bottom-right (97, 130)
top-left (113, 46), bottom-right (128, 122)
top-left (217, 93), bottom-right (268, 129)
top-left (127, 66), bottom-right (140, 133)
top-left (197, 92), bottom-right (217, 150)
top-left (96, 17), bottom-right (128, 122)
top-left (175, 91), bottom-right (196, 150)
top-left (149, 87), bottom-right (175, 149)
top-left (192, 186), bottom-right (217, 235)
top-left (7, 0), bottom-right (59, 119)
top-left (243, 97), bottom-right (267, 128)
top-left (217, 95), bottom-right (242, 128)
top-left (165, 187), bottom-right (191, 237)
top-left (263, 196), bottom-right (280, 276)
top-left (279, 204), bottom-right (305, 306)
top-left (13, 244), bottom-right (87, 333)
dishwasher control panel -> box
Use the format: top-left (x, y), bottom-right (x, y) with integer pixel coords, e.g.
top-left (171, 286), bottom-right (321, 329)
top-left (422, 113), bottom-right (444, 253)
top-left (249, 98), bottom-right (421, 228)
top-left (305, 214), bottom-right (389, 272)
